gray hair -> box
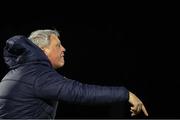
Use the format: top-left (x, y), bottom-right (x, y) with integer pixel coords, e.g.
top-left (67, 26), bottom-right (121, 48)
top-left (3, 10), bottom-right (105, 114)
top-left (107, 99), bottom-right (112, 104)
top-left (28, 29), bottom-right (60, 48)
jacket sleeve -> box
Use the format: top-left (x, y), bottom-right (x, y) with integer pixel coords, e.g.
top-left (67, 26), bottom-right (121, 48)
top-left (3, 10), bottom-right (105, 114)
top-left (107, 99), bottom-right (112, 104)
top-left (34, 70), bottom-right (129, 104)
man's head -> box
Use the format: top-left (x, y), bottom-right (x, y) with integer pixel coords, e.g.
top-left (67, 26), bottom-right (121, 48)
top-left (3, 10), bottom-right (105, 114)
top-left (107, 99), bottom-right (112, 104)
top-left (28, 29), bottom-right (66, 69)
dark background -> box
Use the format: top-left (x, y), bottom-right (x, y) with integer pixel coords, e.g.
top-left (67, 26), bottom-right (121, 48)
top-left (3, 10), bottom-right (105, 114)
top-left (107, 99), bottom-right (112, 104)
top-left (0, 14), bottom-right (179, 118)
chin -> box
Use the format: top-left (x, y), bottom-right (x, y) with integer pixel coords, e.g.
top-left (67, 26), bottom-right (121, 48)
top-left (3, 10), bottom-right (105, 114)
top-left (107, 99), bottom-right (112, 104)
top-left (57, 63), bottom-right (65, 69)
top-left (53, 61), bottom-right (65, 69)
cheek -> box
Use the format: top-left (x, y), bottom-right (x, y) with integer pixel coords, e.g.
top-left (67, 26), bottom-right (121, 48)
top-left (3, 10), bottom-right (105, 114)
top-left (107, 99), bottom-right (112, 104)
top-left (52, 48), bottom-right (61, 61)
top-left (55, 51), bottom-right (61, 61)
top-left (49, 51), bottom-right (59, 61)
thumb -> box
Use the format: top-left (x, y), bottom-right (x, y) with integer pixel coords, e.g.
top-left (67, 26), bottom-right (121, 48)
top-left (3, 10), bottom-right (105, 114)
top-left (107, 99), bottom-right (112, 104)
top-left (142, 104), bottom-right (149, 116)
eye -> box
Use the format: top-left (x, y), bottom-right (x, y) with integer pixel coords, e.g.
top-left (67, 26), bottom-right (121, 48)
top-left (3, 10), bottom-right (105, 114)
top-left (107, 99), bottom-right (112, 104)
top-left (56, 44), bottom-right (61, 47)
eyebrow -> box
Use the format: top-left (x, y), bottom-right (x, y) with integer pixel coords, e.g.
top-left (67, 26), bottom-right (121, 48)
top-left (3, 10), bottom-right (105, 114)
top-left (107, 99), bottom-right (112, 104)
top-left (57, 41), bottom-right (61, 46)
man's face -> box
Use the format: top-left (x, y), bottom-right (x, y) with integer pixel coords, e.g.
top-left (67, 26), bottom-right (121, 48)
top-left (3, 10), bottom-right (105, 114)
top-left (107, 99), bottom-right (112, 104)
top-left (43, 34), bottom-right (66, 69)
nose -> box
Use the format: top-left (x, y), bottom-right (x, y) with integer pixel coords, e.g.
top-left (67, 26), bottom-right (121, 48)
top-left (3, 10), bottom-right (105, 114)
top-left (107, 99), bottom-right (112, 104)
top-left (61, 45), bottom-right (66, 52)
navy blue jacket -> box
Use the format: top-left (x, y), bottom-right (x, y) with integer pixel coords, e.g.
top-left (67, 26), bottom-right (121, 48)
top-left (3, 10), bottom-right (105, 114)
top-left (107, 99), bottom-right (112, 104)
top-left (0, 35), bottom-right (129, 119)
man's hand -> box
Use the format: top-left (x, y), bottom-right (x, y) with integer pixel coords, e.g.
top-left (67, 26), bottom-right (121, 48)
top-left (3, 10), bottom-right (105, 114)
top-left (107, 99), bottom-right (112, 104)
top-left (128, 91), bottom-right (149, 117)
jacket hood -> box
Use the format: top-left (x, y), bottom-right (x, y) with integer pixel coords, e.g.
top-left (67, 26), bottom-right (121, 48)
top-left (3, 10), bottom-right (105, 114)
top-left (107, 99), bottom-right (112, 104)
top-left (3, 35), bottom-right (52, 69)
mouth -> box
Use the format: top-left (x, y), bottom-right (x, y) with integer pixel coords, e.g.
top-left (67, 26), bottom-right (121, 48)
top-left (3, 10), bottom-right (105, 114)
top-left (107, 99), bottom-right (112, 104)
top-left (61, 53), bottom-right (64, 57)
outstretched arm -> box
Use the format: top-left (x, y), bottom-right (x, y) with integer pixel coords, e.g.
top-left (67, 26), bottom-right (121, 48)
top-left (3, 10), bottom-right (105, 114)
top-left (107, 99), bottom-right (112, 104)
top-left (34, 69), bottom-right (148, 116)
top-left (34, 70), bottom-right (129, 104)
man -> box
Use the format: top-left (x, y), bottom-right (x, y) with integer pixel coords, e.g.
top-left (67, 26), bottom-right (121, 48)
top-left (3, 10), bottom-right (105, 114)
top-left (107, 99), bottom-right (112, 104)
top-left (0, 29), bottom-right (148, 118)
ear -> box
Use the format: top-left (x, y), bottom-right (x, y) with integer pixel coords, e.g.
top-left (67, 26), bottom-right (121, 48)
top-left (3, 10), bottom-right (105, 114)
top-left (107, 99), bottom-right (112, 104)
top-left (41, 47), bottom-right (49, 56)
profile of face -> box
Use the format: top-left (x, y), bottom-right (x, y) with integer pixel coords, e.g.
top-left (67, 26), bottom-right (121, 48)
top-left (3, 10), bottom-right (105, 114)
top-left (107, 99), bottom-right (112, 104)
top-left (42, 34), bottom-right (66, 69)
